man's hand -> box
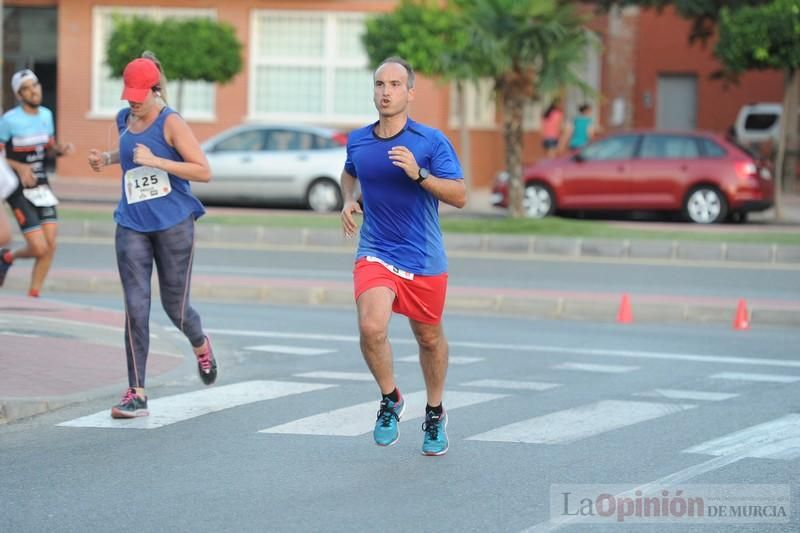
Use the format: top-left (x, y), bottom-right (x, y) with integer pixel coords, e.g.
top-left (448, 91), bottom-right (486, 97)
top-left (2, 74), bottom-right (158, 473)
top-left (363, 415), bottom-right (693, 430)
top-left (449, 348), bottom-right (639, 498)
top-left (9, 160), bottom-right (36, 187)
top-left (388, 146), bottom-right (420, 180)
top-left (56, 142), bottom-right (75, 157)
top-left (133, 143), bottom-right (160, 168)
top-left (87, 149), bottom-right (105, 173)
top-left (341, 199), bottom-right (363, 239)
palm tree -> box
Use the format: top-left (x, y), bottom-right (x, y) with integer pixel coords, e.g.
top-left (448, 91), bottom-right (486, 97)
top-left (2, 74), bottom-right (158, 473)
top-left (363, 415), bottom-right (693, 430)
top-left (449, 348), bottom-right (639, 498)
top-left (460, 0), bottom-right (592, 217)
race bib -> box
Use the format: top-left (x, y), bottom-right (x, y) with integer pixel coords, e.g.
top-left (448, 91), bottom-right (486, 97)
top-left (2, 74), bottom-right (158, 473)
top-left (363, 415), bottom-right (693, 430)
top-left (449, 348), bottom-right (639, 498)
top-left (366, 256), bottom-right (414, 280)
top-left (22, 184), bottom-right (59, 207)
top-left (124, 166), bottom-right (171, 204)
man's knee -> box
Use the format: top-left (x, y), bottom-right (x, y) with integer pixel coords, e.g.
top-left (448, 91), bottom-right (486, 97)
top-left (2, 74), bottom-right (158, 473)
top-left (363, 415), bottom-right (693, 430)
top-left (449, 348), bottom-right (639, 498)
top-left (27, 236), bottom-right (49, 257)
top-left (359, 316), bottom-right (388, 344)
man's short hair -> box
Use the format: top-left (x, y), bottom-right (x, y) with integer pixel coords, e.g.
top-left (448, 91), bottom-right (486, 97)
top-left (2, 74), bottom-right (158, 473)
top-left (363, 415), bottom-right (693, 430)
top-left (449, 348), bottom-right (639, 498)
top-left (376, 57), bottom-right (415, 89)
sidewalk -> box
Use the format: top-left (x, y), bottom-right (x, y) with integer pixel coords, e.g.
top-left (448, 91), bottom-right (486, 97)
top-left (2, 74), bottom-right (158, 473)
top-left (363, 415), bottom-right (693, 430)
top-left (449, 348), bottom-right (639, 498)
top-left (0, 295), bottom-right (198, 425)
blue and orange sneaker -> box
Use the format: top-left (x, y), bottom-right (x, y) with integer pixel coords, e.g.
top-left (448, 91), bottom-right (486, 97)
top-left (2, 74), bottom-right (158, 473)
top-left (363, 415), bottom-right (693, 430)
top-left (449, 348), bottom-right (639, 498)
top-left (0, 249), bottom-right (12, 287)
top-left (421, 410), bottom-right (448, 456)
top-left (373, 392), bottom-right (405, 446)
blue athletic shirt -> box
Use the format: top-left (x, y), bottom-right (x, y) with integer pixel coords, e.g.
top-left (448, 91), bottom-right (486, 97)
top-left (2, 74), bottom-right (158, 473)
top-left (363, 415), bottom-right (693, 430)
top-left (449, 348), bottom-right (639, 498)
top-left (114, 107), bottom-right (205, 232)
top-left (0, 106), bottom-right (54, 185)
top-left (344, 118), bottom-right (462, 275)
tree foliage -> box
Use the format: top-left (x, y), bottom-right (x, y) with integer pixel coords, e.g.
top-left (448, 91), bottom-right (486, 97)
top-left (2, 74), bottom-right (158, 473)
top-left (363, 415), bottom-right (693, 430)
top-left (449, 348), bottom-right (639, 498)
top-left (715, 0), bottom-right (800, 73)
top-left (106, 16), bottom-right (242, 84)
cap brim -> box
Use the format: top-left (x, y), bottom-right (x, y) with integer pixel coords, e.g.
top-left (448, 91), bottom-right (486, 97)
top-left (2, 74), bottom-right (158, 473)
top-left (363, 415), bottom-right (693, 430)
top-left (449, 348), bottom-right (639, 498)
top-left (121, 86), bottom-right (150, 103)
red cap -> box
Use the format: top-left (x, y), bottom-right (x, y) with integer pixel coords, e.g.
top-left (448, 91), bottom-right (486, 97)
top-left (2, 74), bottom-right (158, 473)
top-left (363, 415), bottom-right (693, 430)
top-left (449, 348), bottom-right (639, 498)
top-left (121, 58), bottom-right (161, 103)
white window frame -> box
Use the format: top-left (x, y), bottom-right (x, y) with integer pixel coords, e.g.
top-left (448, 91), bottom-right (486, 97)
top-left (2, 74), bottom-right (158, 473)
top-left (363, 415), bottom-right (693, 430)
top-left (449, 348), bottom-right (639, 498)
top-left (448, 79), bottom-right (497, 130)
top-left (248, 10), bottom-right (374, 125)
top-left (90, 6), bottom-right (217, 121)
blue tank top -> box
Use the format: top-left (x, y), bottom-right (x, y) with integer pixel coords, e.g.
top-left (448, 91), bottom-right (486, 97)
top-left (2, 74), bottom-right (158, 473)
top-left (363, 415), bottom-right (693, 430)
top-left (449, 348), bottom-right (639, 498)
top-left (113, 107), bottom-right (205, 232)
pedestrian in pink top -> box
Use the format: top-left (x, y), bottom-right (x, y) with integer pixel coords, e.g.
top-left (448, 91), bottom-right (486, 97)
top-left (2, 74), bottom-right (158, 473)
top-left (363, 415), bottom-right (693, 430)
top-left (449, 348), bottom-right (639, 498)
top-left (541, 99), bottom-right (563, 158)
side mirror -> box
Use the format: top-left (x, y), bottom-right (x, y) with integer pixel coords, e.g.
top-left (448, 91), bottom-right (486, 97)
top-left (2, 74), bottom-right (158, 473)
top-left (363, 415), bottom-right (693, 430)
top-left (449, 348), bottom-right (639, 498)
top-left (572, 152), bottom-right (584, 163)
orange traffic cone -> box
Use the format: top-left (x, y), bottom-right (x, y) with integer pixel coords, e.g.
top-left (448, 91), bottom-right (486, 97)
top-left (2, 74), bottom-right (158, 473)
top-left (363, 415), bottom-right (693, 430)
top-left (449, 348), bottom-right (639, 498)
top-left (617, 293), bottom-right (633, 324)
top-left (733, 299), bottom-right (750, 330)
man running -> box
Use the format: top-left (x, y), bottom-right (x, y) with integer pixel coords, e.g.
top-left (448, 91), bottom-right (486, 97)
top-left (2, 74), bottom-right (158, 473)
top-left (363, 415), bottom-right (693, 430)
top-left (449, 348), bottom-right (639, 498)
top-left (0, 69), bottom-right (74, 296)
top-left (340, 57), bottom-right (466, 456)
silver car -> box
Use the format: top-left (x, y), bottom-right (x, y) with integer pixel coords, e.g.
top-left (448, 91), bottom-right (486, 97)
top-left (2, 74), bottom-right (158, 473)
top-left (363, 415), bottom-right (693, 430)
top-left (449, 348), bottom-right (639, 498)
top-left (195, 123), bottom-right (348, 212)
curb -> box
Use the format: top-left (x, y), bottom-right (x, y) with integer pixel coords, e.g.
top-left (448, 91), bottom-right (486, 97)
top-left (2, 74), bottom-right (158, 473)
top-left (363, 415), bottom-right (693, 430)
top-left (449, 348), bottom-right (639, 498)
top-left (5, 274), bottom-right (800, 328)
top-left (57, 220), bottom-right (800, 265)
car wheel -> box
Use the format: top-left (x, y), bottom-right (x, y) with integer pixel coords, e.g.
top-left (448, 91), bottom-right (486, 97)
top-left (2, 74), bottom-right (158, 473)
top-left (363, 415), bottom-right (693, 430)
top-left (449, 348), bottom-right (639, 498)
top-left (523, 183), bottom-right (555, 219)
top-left (306, 178), bottom-right (343, 213)
top-left (684, 186), bottom-right (728, 224)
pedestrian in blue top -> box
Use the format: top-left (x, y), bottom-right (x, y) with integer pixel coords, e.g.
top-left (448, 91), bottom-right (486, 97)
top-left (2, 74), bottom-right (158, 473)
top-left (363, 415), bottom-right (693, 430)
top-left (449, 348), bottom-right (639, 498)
top-left (565, 103), bottom-right (597, 151)
top-left (341, 57), bottom-right (466, 456)
top-left (87, 52), bottom-right (217, 418)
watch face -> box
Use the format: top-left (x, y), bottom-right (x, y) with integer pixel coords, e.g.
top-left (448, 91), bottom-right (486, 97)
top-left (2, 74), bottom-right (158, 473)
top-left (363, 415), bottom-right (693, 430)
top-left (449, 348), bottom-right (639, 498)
top-left (419, 168), bottom-right (429, 179)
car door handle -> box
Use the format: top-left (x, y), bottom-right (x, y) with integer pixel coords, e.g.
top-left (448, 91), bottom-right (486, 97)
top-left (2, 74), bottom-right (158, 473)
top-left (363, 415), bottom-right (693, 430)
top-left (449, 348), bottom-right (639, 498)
top-left (240, 156), bottom-right (252, 163)
top-left (296, 154), bottom-right (309, 161)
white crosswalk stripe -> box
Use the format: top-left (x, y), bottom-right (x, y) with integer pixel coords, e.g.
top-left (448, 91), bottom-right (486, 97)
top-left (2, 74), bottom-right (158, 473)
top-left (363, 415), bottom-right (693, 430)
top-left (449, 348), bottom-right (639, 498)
top-left (634, 389), bottom-right (739, 401)
top-left (259, 390), bottom-right (506, 437)
top-left (460, 379), bottom-right (562, 391)
top-left (467, 400), bottom-right (696, 444)
top-left (552, 362), bottom-right (639, 373)
top-left (244, 345), bottom-right (337, 356)
top-left (683, 414), bottom-right (800, 460)
top-left (709, 372), bottom-right (800, 383)
top-left (58, 381), bottom-right (335, 429)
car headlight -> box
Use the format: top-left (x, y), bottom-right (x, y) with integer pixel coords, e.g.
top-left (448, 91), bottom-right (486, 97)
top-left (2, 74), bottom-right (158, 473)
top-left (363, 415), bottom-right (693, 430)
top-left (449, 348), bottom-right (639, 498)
top-left (495, 170), bottom-right (510, 184)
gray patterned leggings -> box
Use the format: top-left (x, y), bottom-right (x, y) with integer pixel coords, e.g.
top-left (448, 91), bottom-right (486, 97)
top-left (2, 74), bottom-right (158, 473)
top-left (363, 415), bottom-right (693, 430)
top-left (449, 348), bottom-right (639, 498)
top-left (115, 216), bottom-right (205, 388)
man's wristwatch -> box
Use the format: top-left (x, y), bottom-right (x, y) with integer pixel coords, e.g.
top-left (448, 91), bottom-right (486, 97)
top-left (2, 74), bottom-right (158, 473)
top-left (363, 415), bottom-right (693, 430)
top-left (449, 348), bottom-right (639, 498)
top-left (416, 167), bottom-right (429, 184)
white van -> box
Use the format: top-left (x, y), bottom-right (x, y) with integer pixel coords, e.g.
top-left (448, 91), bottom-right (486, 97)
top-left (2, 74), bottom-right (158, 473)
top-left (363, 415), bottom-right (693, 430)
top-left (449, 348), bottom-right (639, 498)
top-left (734, 102), bottom-right (782, 145)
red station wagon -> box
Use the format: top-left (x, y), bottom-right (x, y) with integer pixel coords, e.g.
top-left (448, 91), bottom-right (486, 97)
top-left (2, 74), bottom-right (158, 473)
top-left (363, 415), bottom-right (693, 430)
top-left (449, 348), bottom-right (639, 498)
top-left (491, 130), bottom-right (774, 223)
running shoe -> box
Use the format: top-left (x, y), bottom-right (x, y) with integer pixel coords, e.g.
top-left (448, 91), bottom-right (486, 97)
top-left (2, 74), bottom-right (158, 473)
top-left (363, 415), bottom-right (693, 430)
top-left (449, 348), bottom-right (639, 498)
top-left (0, 249), bottom-right (11, 287)
top-left (196, 336), bottom-right (217, 385)
top-left (421, 410), bottom-right (449, 456)
top-left (373, 393), bottom-right (405, 446)
top-left (110, 388), bottom-right (149, 418)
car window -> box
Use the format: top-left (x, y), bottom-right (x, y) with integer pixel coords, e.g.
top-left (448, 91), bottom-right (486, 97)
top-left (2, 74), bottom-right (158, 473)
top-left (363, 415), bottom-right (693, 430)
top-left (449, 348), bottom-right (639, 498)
top-left (314, 135), bottom-right (342, 149)
top-left (212, 130), bottom-right (265, 152)
top-left (264, 130), bottom-right (316, 151)
top-left (700, 138), bottom-right (728, 158)
top-left (640, 135), bottom-right (700, 159)
top-left (744, 113), bottom-right (778, 131)
top-left (580, 135), bottom-right (639, 161)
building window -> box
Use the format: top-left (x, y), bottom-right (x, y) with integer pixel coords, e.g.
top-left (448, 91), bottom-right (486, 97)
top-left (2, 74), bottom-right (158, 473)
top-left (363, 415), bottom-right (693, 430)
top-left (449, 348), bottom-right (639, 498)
top-left (250, 11), bottom-right (374, 125)
top-left (449, 79), bottom-right (497, 130)
top-left (91, 6), bottom-right (216, 120)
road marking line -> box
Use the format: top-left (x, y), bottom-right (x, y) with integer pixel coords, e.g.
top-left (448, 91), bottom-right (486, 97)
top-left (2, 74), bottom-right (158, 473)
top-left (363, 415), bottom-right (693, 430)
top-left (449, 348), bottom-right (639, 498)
top-left (709, 372), bottom-right (800, 383)
top-left (552, 362), bottom-right (639, 373)
top-left (206, 329), bottom-right (800, 368)
top-left (634, 389), bottom-right (738, 401)
top-left (467, 400), bottom-right (695, 444)
top-left (294, 371), bottom-right (374, 381)
top-left (259, 390), bottom-right (506, 437)
top-left (244, 345), bottom-right (336, 356)
top-left (460, 379), bottom-right (561, 391)
top-left (57, 381), bottom-right (335, 429)
top-left (684, 414), bottom-right (800, 460)
top-left (396, 355), bottom-right (484, 365)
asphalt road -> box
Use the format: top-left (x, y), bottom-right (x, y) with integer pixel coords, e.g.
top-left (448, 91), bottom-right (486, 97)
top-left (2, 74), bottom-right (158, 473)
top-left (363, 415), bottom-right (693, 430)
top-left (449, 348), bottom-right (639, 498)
top-left (1, 297), bottom-right (798, 532)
